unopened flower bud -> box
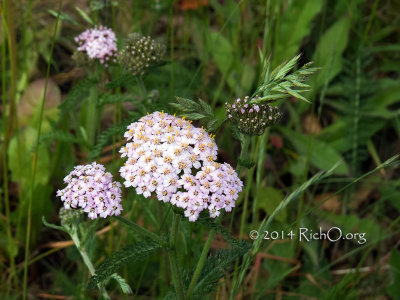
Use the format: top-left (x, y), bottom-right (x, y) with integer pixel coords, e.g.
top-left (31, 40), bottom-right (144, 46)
top-left (225, 96), bottom-right (281, 135)
top-left (59, 207), bottom-right (83, 227)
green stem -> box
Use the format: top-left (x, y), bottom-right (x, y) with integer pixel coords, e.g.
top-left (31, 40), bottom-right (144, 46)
top-left (186, 229), bottom-right (216, 298)
top-left (115, 216), bottom-right (168, 247)
top-left (252, 130), bottom-right (268, 224)
top-left (168, 213), bottom-right (185, 300)
top-left (70, 231), bottom-right (95, 275)
top-left (136, 76), bottom-right (147, 98)
top-left (70, 228), bottom-right (110, 300)
top-left (229, 134), bottom-right (250, 232)
top-left (236, 135), bottom-right (250, 175)
top-left (232, 135), bottom-right (253, 298)
top-left (86, 66), bottom-right (99, 147)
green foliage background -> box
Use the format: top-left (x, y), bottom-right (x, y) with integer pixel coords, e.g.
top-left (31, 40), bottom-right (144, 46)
top-left (0, 0), bottom-right (400, 299)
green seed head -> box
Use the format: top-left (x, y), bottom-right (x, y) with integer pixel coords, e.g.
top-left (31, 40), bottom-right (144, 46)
top-left (226, 96), bottom-right (281, 135)
top-left (118, 33), bottom-right (165, 76)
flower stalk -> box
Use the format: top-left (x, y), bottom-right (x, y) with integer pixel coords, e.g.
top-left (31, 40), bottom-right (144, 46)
top-left (86, 65), bottom-right (100, 147)
top-left (168, 213), bottom-right (185, 300)
top-left (186, 229), bottom-right (216, 298)
top-left (69, 224), bottom-right (110, 299)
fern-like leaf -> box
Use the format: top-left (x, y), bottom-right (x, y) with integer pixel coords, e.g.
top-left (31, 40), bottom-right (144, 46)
top-left (193, 240), bottom-right (251, 296)
top-left (89, 116), bottom-right (140, 159)
top-left (87, 240), bottom-right (162, 289)
top-left (170, 97), bottom-right (220, 132)
top-left (59, 78), bottom-right (98, 114)
top-left (197, 213), bottom-right (241, 247)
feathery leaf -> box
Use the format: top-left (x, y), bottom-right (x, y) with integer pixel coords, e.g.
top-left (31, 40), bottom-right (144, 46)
top-left (87, 240), bottom-right (162, 289)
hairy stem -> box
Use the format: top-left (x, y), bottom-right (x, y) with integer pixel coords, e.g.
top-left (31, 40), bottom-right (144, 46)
top-left (70, 228), bottom-right (110, 300)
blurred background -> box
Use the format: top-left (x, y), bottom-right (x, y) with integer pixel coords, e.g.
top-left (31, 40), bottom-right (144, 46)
top-left (1, 0), bottom-right (400, 299)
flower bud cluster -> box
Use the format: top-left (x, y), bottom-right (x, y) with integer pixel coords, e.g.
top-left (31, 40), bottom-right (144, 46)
top-left (74, 26), bottom-right (117, 67)
top-left (72, 50), bottom-right (90, 67)
top-left (225, 96), bottom-right (282, 135)
top-left (119, 111), bottom-right (243, 222)
top-left (59, 207), bottom-right (83, 227)
top-left (56, 162), bottom-right (123, 219)
top-left (118, 33), bottom-right (165, 76)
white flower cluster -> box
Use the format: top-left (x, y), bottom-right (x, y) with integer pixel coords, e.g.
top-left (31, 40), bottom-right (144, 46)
top-left (119, 111), bottom-right (243, 222)
top-left (75, 26), bottom-right (118, 67)
top-left (57, 162), bottom-right (123, 219)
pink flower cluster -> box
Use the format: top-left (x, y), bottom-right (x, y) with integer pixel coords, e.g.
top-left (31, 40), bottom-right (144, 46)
top-left (56, 162), bottom-right (123, 219)
top-left (75, 26), bottom-right (117, 66)
top-left (119, 111), bottom-right (243, 221)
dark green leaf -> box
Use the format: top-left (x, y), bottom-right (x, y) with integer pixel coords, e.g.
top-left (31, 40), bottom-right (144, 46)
top-left (198, 99), bottom-right (214, 117)
top-left (238, 158), bottom-right (255, 169)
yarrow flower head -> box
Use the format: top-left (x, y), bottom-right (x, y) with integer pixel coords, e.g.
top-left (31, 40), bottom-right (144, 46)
top-left (119, 111), bottom-right (243, 221)
top-left (74, 26), bottom-right (117, 67)
top-left (225, 96), bottom-right (282, 135)
top-left (56, 162), bottom-right (123, 220)
top-left (118, 33), bottom-right (165, 76)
